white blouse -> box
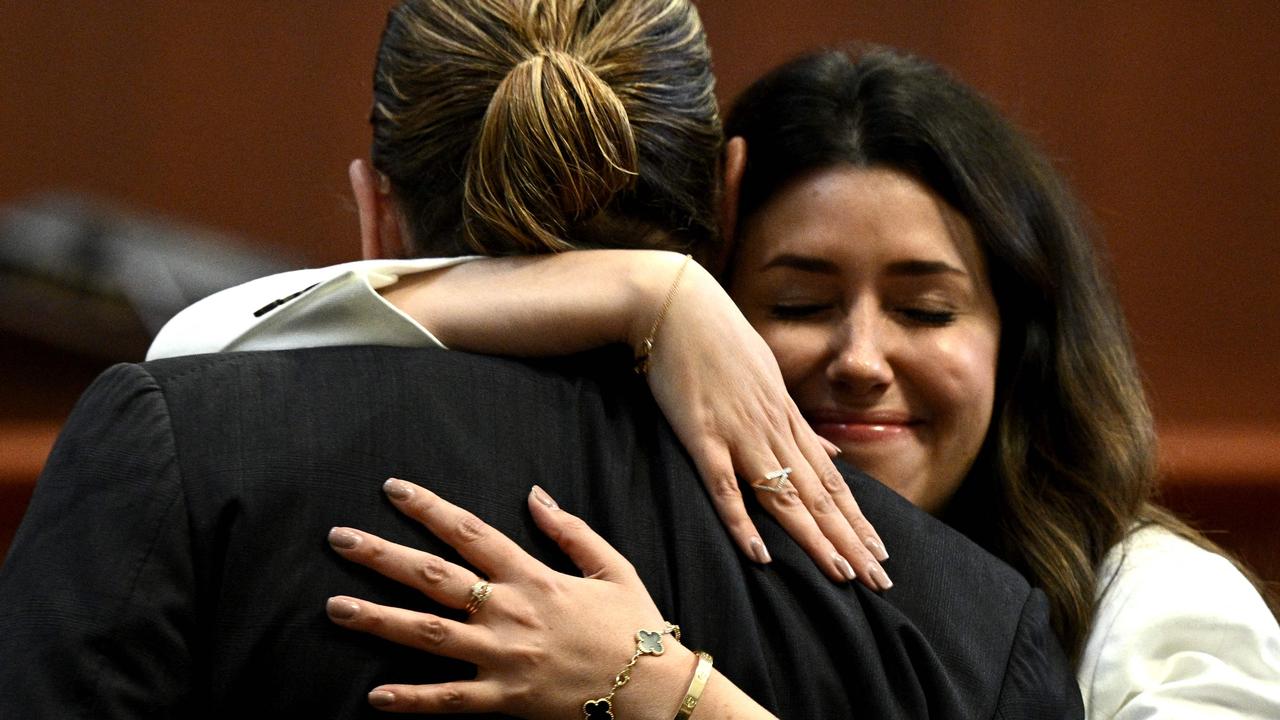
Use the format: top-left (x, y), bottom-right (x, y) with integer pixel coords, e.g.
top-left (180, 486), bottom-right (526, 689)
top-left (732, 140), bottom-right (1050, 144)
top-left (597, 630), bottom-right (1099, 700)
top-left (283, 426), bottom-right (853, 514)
top-left (147, 257), bottom-right (476, 360)
top-left (1078, 524), bottom-right (1280, 718)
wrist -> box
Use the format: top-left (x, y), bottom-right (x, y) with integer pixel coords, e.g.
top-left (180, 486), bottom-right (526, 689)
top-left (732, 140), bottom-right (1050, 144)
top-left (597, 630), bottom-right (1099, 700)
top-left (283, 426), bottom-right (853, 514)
top-left (624, 251), bottom-right (696, 352)
top-left (614, 643), bottom-right (697, 720)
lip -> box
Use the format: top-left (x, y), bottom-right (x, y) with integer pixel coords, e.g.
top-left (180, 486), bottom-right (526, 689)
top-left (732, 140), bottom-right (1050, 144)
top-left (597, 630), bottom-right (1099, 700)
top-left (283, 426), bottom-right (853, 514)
top-left (807, 409), bottom-right (922, 444)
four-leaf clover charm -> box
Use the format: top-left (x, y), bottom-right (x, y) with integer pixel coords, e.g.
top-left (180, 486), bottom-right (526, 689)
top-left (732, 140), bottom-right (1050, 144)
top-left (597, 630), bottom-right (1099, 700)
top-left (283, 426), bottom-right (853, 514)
top-left (583, 698), bottom-right (614, 720)
top-left (636, 629), bottom-right (665, 655)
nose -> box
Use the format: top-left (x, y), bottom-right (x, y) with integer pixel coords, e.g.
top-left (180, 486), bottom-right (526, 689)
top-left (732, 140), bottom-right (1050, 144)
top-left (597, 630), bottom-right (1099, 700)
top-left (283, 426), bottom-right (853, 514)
top-left (825, 312), bottom-right (894, 394)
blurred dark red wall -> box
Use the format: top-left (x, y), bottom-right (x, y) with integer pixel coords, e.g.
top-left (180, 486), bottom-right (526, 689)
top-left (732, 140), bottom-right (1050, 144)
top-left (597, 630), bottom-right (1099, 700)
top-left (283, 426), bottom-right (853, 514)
top-left (2, 2), bottom-right (1277, 581)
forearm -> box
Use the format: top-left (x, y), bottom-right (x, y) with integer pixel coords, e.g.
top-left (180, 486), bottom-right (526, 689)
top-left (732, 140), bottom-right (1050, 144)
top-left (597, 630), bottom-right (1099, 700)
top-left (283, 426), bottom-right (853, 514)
top-left (695, 672), bottom-right (778, 720)
top-left (379, 249), bottom-right (696, 356)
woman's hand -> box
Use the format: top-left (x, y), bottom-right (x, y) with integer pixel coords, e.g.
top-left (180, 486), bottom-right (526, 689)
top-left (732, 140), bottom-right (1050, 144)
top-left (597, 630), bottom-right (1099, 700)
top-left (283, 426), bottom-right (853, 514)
top-left (382, 249), bottom-right (889, 588)
top-left (326, 479), bottom-right (735, 719)
top-left (634, 256), bottom-right (890, 589)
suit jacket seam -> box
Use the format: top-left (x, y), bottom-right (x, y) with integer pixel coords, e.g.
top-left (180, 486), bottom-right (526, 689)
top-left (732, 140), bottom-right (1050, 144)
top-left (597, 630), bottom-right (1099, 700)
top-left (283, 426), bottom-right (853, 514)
top-left (990, 586), bottom-right (1035, 720)
top-left (84, 363), bottom-right (190, 717)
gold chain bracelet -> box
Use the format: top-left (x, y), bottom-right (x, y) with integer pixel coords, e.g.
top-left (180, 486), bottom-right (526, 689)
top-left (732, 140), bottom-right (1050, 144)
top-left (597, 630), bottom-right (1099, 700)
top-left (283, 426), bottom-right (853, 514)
top-left (582, 622), bottom-right (681, 719)
top-left (634, 254), bottom-right (692, 375)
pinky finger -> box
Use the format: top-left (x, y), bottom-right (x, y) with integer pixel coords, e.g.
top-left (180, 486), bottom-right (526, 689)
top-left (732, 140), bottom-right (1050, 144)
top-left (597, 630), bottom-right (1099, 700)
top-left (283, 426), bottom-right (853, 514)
top-left (368, 681), bottom-right (502, 714)
top-left (690, 442), bottom-right (773, 565)
top-left (817, 435), bottom-right (842, 458)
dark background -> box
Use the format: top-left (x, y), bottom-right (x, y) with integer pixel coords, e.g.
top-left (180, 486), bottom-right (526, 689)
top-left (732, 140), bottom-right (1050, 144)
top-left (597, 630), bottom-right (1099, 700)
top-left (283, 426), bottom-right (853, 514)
top-left (2, 2), bottom-right (1276, 583)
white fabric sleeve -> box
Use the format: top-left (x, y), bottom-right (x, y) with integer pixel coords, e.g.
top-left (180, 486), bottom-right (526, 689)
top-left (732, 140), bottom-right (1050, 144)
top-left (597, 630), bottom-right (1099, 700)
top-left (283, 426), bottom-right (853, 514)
top-left (147, 256), bottom-right (481, 360)
top-left (1077, 525), bottom-right (1280, 719)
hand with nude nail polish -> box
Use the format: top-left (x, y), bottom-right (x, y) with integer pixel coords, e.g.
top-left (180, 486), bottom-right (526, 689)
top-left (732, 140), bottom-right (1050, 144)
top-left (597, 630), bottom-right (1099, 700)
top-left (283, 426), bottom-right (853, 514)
top-left (325, 479), bottom-right (775, 719)
top-left (633, 260), bottom-right (891, 589)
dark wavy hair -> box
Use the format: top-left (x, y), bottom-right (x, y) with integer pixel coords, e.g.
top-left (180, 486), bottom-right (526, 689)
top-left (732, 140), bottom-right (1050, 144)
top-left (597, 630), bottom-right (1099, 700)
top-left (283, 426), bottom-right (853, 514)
top-left (724, 47), bottom-right (1260, 659)
top-left (369, 0), bottom-right (722, 262)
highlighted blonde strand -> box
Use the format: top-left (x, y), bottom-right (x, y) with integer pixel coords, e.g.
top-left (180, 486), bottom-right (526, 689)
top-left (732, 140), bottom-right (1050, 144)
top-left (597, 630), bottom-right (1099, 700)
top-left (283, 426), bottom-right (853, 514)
top-left (465, 49), bottom-right (638, 253)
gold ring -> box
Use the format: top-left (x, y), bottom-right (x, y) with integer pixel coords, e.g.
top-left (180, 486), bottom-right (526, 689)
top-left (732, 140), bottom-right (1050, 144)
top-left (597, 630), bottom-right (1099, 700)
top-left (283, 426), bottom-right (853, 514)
top-left (465, 580), bottom-right (493, 615)
top-left (751, 467), bottom-right (792, 493)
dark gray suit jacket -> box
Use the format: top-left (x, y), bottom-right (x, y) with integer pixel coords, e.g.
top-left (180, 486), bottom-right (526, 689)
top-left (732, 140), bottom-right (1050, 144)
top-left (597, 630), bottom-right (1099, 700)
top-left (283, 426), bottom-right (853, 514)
top-left (0, 346), bottom-right (1082, 718)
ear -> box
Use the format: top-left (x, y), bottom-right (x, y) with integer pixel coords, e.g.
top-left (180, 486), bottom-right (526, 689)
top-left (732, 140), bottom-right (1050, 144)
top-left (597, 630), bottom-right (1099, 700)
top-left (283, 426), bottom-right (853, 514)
top-left (719, 136), bottom-right (748, 244)
top-left (712, 136), bottom-right (748, 275)
top-left (350, 158), bottom-right (409, 259)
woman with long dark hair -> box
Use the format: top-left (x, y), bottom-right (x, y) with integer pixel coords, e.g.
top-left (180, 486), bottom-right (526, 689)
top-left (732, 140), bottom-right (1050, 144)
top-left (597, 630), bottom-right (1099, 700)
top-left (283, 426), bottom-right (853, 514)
top-left (716, 48), bottom-right (1279, 716)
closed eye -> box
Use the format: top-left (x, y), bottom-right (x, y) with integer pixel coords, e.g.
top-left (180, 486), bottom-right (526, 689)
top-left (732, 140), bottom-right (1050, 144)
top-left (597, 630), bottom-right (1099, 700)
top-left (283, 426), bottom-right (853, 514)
top-left (769, 303), bottom-right (833, 320)
top-left (899, 308), bottom-right (957, 326)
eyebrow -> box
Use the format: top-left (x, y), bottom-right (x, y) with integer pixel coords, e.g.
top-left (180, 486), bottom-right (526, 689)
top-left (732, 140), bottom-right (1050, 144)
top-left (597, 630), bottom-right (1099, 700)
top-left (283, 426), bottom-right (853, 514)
top-left (759, 254), bottom-right (839, 274)
top-left (760, 254), bottom-right (967, 278)
top-left (883, 259), bottom-right (968, 277)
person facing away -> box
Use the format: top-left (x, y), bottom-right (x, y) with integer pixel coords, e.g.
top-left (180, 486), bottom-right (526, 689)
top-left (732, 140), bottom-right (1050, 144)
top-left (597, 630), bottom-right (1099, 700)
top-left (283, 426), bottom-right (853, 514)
top-left (0, 1), bottom-right (1082, 718)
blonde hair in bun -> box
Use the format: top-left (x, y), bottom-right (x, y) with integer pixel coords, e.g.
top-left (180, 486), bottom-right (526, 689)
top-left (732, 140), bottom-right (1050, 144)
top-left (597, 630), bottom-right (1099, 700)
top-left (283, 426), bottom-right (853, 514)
top-left (370, 0), bottom-right (721, 259)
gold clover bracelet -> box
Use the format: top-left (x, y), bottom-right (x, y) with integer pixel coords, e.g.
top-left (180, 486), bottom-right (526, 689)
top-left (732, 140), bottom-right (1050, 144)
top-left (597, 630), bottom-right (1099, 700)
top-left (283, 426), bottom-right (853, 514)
top-left (583, 623), bottom-right (681, 720)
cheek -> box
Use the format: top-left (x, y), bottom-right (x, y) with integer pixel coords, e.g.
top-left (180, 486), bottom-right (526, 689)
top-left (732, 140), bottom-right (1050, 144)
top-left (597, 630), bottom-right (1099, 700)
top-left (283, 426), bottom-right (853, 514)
top-left (926, 330), bottom-right (999, 429)
top-left (908, 329), bottom-right (998, 507)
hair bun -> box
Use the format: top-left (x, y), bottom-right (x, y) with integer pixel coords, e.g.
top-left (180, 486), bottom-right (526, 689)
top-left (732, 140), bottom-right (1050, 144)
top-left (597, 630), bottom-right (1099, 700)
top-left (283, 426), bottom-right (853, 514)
top-left (465, 48), bottom-right (638, 253)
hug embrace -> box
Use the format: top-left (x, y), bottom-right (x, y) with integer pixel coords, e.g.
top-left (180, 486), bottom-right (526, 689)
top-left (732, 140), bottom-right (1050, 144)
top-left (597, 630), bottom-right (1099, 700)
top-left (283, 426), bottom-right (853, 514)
top-left (2, 1), bottom-right (1277, 718)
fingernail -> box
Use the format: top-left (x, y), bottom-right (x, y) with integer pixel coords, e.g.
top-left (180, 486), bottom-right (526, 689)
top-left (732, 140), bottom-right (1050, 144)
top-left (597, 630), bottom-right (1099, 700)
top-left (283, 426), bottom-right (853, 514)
top-left (368, 689), bottom-right (396, 707)
top-left (530, 485), bottom-right (557, 509)
top-left (865, 536), bottom-right (889, 562)
top-left (834, 554), bottom-right (858, 582)
top-left (328, 527), bottom-right (361, 549)
top-left (383, 477), bottom-right (414, 501)
top-left (870, 564), bottom-right (894, 591)
top-left (749, 536), bottom-right (772, 564)
top-left (326, 596), bottom-right (360, 620)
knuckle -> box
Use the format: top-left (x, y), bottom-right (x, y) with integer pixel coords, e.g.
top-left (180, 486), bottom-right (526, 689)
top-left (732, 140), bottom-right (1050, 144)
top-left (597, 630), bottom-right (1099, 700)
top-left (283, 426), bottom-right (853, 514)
top-left (363, 535), bottom-right (387, 561)
top-left (455, 513), bottom-right (488, 544)
top-left (418, 555), bottom-right (449, 585)
top-left (819, 467), bottom-right (849, 494)
top-left (414, 616), bottom-right (448, 648)
top-left (708, 473), bottom-right (742, 501)
top-left (437, 686), bottom-right (467, 712)
top-left (807, 489), bottom-right (836, 517)
top-left (357, 606), bottom-right (385, 631)
top-left (772, 486), bottom-right (803, 509)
